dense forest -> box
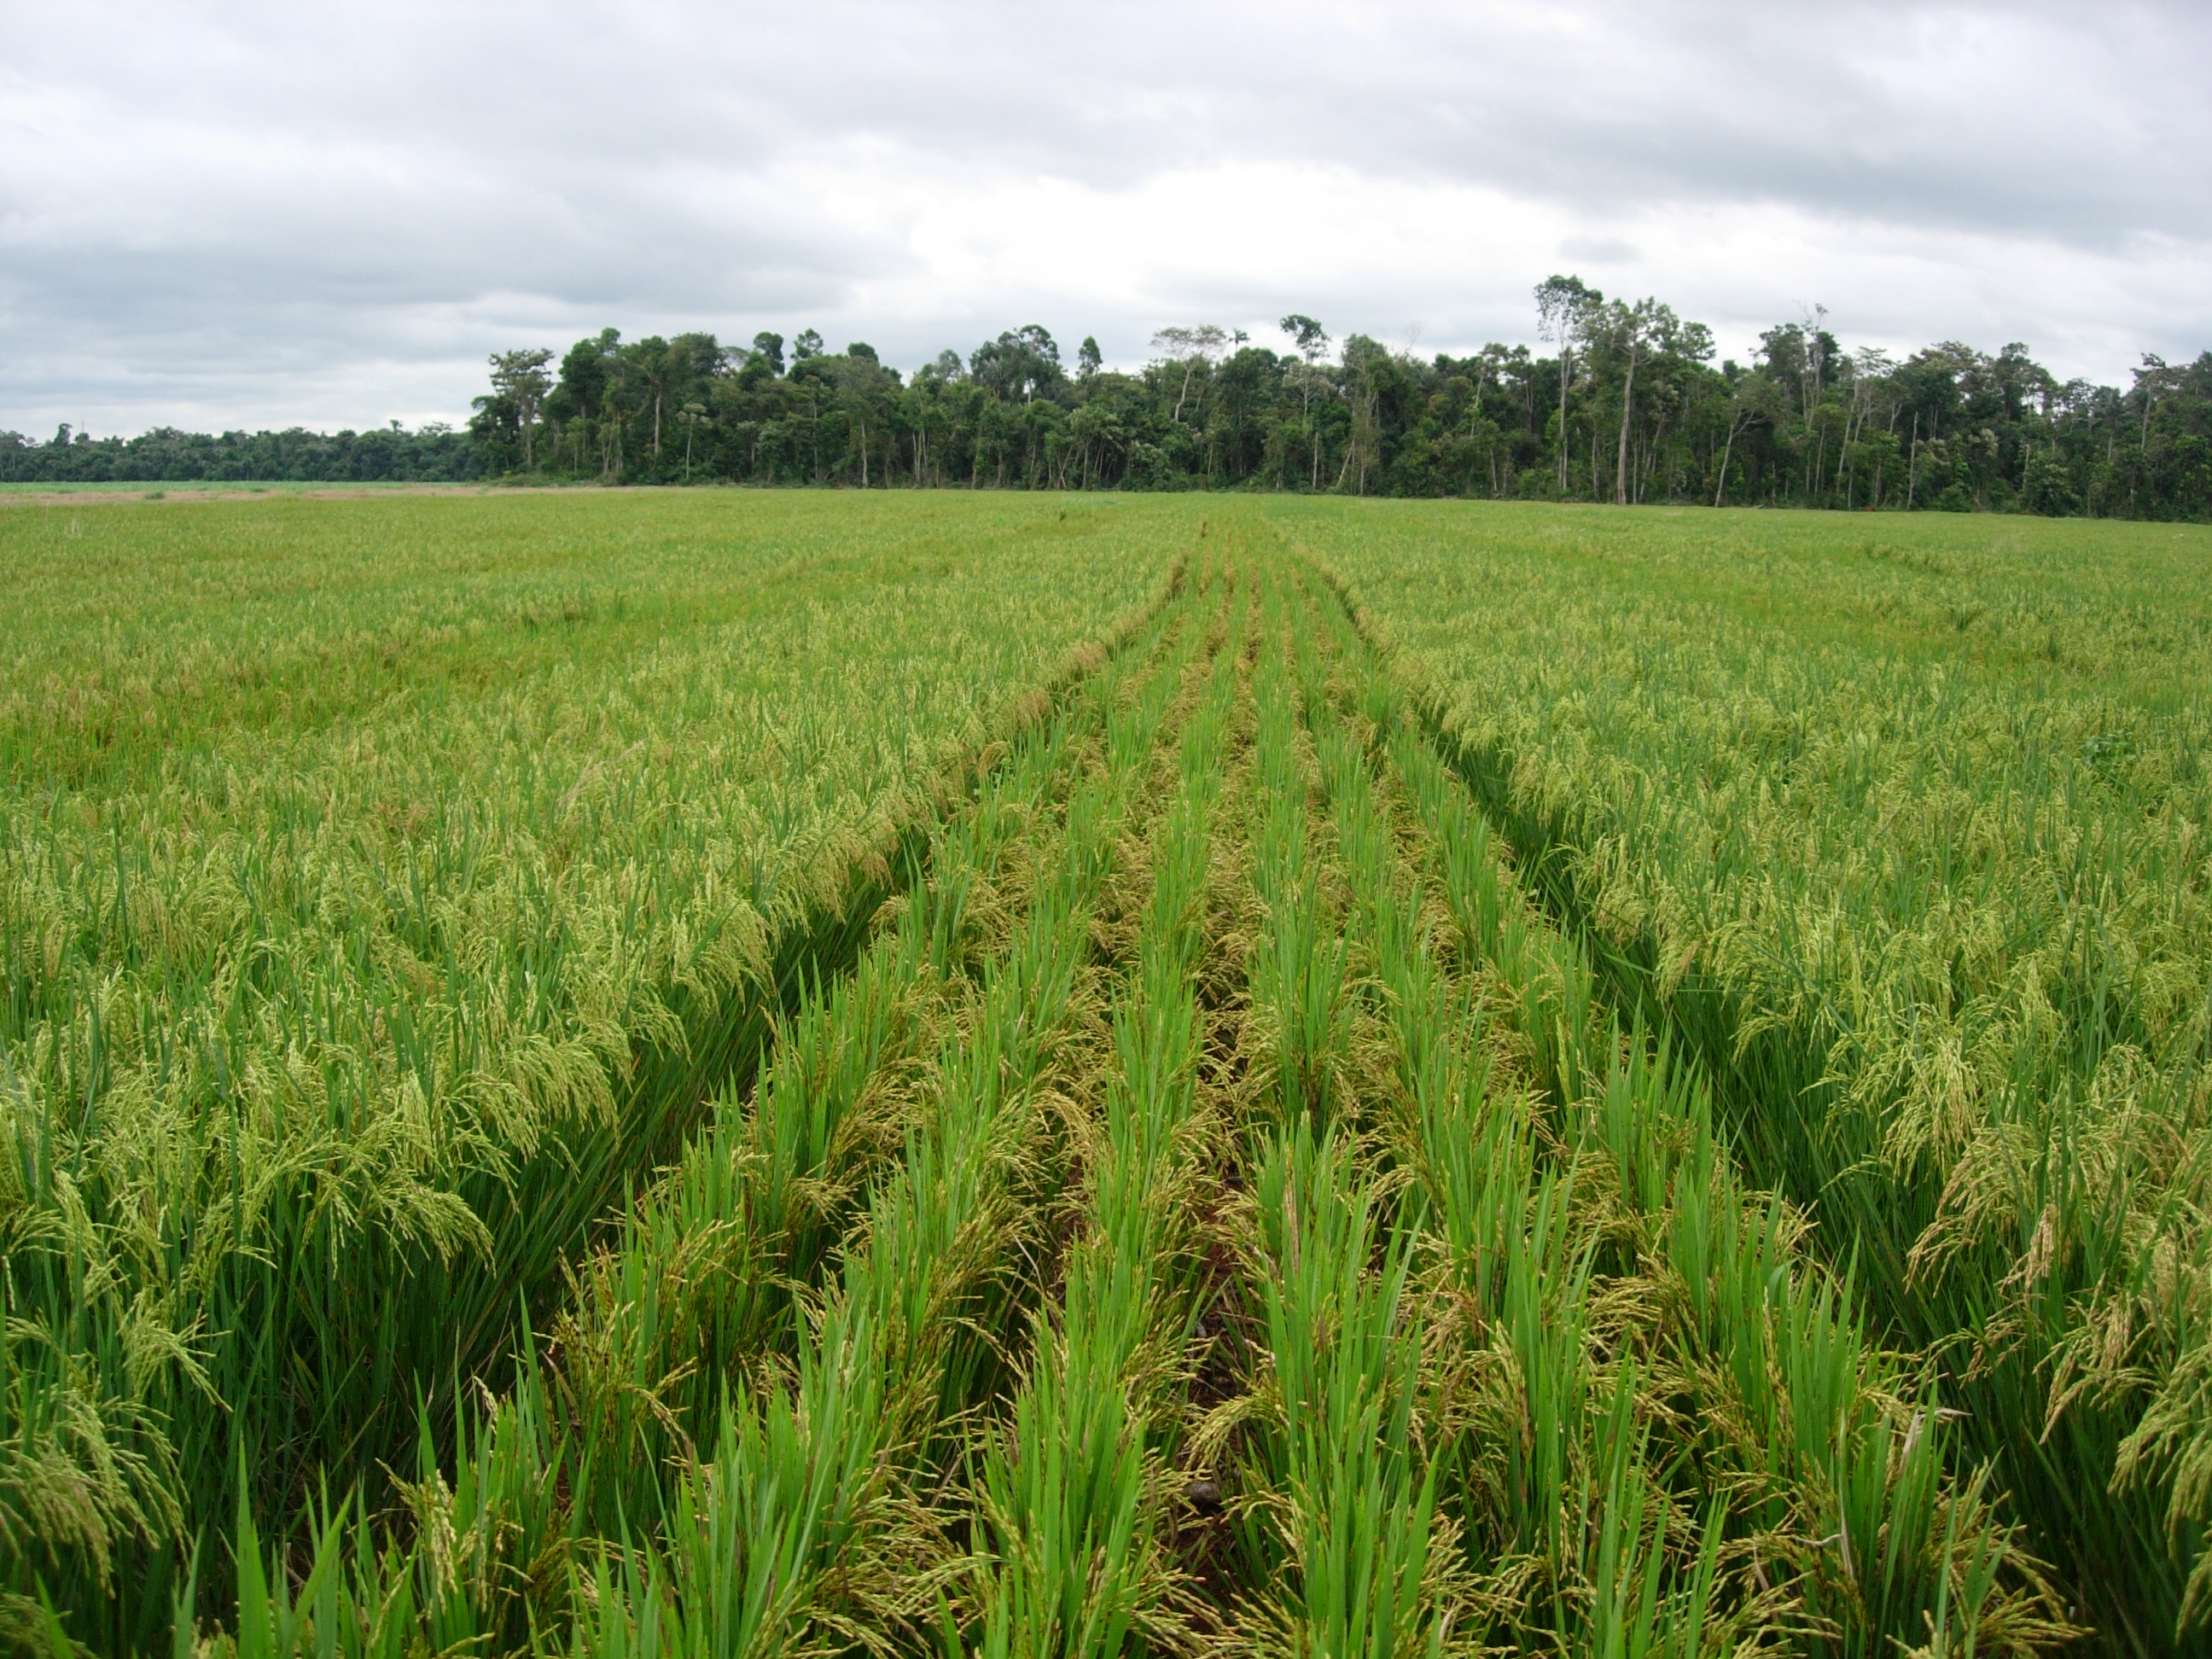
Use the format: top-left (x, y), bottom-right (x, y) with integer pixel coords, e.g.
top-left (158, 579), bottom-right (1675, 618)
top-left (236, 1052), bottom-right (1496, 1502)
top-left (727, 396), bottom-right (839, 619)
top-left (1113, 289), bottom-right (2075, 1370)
top-left (0, 421), bottom-right (481, 485)
top-left (7, 280), bottom-right (2209, 516)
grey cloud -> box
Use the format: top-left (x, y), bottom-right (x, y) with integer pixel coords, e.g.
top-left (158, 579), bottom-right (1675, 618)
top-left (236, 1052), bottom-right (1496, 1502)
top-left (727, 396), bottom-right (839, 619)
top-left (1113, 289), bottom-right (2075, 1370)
top-left (521, 2), bottom-right (2210, 245)
top-left (3, 0), bottom-right (2207, 431)
top-left (1560, 238), bottom-right (1639, 266)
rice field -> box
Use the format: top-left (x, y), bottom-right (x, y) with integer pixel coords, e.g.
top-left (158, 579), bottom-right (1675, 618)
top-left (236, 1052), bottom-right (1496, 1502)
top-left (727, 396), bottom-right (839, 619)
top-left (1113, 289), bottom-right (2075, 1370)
top-left (0, 491), bottom-right (1173, 1649)
top-left (1306, 500), bottom-right (2212, 1651)
top-left (3, 492), bottom-right (2207, 1655)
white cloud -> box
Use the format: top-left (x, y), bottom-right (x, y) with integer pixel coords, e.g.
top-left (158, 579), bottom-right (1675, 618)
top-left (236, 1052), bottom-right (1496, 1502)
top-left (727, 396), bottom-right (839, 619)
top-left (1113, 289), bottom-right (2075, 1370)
top-left (2, 0), bottom-right (2206, 432)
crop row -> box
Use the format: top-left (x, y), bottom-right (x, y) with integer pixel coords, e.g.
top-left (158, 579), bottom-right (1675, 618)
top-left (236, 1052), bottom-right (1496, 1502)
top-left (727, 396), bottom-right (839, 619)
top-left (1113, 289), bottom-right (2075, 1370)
top-left (0, 497), bottom-right (1181, 1644)
top-left (1306, 501), bottom-right (2212, 1646)
top-left (1175, 562), bottom-right (2061, 1654)
top-left (140, 536), bottom-right (2077, 1656)
top-left (176, 544), bottom-right (1239, 1653)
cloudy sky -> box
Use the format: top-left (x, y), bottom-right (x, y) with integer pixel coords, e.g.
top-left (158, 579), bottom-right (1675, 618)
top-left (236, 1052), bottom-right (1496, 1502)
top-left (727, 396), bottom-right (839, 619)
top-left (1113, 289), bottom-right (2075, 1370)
top-left (4, 1), bottom-right (2207, 434)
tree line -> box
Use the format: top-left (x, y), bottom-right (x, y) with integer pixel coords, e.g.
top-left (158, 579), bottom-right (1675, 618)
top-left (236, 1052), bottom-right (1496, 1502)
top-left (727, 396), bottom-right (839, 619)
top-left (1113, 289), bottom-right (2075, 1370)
top-left (8, 281), bottom-right (2208, 516)
top-left (0, 422), bottom-right (481, 486)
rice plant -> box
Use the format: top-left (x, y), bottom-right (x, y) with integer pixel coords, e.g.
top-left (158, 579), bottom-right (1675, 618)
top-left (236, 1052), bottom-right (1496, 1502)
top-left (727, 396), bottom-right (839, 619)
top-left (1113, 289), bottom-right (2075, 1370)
top-left (960, 634), bottom-right (1238, 1658)
top-left (5, 492), bottom-right (2178, 1656)
top-left (1255, 556), bottom-right (2065, 1654)
top-left (0, 491), bottom-right (1187, 1641)
top-left (1302, 498), bottom-right (2212, 1649)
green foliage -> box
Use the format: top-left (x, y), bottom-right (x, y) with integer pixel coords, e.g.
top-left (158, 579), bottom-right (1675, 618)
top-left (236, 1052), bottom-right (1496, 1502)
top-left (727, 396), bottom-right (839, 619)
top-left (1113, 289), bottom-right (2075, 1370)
top-left (16, 291), bottom-right (2206, 521)
top-left (0, 491), bottom-right (1177, 1643)
top-left (1319, 497), bottom-right (2212, 1647)
top-left (8, 494), bottom-right (2180, 1656)
top-left (452, 307), bottom-right (2206, 518)
top-left (0, 424), bottom-right (480, 485)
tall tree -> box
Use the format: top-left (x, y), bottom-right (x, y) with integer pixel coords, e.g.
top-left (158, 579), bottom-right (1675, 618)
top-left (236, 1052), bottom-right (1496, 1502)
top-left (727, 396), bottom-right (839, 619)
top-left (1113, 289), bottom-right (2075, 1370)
top-left (1151, 324), bottom-right (1229, 424)
top-left (1280, 314), bottom-right (1332, 488)
top-left (1601, 298), bottom-right (1670, 504)
top-left (487, 348), bottom-right (554, 470)
top-left (1534, 274), bottom-right (1599, 496)
top-left (626, 337), bottom-right (681, 457)
top-left (970, 326), bottom-right (1065, 404)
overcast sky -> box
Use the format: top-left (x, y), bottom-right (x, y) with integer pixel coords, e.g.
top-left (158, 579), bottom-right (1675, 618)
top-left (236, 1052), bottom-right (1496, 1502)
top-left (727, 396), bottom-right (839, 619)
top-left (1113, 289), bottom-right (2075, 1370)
top-left (4, 1), bottom-right (2208, 435)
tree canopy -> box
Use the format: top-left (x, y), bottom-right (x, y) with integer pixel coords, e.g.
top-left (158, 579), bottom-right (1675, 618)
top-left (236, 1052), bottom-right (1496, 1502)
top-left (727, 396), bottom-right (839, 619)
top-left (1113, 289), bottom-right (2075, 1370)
top-left (8, 288), bottom-right (2207, 519)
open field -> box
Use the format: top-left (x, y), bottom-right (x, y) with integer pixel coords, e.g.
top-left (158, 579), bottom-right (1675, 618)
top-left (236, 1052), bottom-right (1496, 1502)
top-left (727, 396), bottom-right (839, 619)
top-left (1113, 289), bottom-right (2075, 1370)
top-left (3, 492), bottom-right (2209, 1655)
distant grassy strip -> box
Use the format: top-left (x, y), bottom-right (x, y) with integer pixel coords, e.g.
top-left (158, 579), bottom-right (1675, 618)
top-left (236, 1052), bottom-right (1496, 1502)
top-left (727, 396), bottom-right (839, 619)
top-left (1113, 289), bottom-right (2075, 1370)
top-left (0, 481), bottom-right (463, 496)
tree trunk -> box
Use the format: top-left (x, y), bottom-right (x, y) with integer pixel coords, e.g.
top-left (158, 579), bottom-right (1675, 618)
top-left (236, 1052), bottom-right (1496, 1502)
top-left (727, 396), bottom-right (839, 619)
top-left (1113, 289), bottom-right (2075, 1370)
top-left (1557, 351), bottom-right (1572, 495)
top-left (1714, 411), bottom-right (1742, 508)
top-left (1302, 373), bottom-right (1316, 489)
top-left (1614, 345), bottom-right (1638, 505)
